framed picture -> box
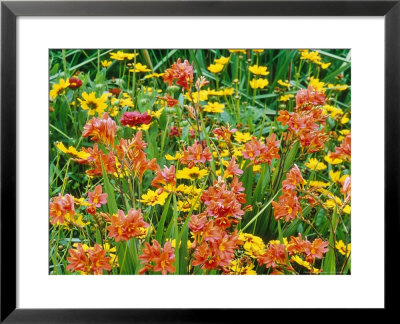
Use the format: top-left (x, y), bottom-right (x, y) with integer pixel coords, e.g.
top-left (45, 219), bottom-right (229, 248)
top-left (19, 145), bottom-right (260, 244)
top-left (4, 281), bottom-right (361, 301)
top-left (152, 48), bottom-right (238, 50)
top-left (1, 0), bottom-right (397, 321)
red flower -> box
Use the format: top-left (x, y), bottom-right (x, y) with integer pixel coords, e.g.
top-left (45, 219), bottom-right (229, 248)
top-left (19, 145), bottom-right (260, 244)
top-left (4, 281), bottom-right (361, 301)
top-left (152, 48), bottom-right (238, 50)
top-left (120, 111), bottom-right (152, 127)
top-left (107, 208), bottom-right (149, 242)
top-left (68, 78), bottom-right (82, 89)
top-left (168, 126), bottom-right (182, 138)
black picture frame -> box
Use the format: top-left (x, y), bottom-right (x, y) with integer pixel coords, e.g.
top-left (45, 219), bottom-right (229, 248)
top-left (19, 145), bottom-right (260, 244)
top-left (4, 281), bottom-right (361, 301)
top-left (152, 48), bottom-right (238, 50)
top-left (1, 0), bottom-right (398, 321)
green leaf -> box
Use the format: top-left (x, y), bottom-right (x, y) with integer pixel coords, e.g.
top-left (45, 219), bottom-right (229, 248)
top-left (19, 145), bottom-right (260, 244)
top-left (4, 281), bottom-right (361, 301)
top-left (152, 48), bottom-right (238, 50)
top-left (101, 160), bottom-right (118, 214)
top-left (155, 194), bottom-right (172, 242)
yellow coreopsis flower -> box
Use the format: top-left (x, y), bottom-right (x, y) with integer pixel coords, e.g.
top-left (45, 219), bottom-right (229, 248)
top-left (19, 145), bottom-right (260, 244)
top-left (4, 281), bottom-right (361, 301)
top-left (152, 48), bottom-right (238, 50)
top-left (101, 60), bottom-right (112, 68)
top-left (323, 105), bottom-right (343, 119)
top-left (291, 255), bottom-right (312, 270)
top-left (341, 113), bottom-right (350, 124)
top-left (49, 78), bottom-right (70, 100)
top-left (324, 155), bottom-right (343, 165)
top-left (239, 233), bottom-right (266, 258)
top-left (279, 94), bottom-right (295, 102)
top-left (309, 76), bottom-right (325, 92)
top-left (129, 62), bottom-right (152, 73)
top-left (203, 102), bottom-right (225, 113)
top-left (144, 72), bottom-right (165, 79)
top-left (329, 170), bottom-right (341, 183)
top-left (252, 49), bottom-right (264, 53)
top-left (177, 167), bottom-right (208, 180)
top-left (320, 62), bottom-right (331, 69)
top-left (214, 56), bottom-right (230, 65)
top-left (336, 240), bottom-right (351, 257)
top-left (109, 51), bottom-right (138, 61)
top-left (328, 83), bottom-right (348, 91)
top-left (249, 78), bottom-right (269, 89)
top-left (207, 89), bottom-right (224, 96)
top-left (249, 64), bottom-right (269, 76)
top-left (78, 92), bottom-right (108, 116)
top-left (228, 259), bottom-right (257, 275)
top-left (305, 158), bottom-right (327, 171)
top-left (165, 152), bottom-right (183, 161)
top-left (234, 131), bottom-right (252, 143)
top-left (56, 142), bottom-right (90, 160)
top-left (184, 90), bottom-right (209, 102)
top-left (148, 107), bottom-right (164, 119)
top-left (223, 87), bottom-right (235, 96)
top-left (140, 189), bottom-right (169, 206)
top-left (308, 181), bottom-right (330, 188)
top-left (229, 49), bottom-right (246, 54)
top-left (207, 63), bottom-right (224, 74)
top-left (278, 80), bottom-right (291, 88)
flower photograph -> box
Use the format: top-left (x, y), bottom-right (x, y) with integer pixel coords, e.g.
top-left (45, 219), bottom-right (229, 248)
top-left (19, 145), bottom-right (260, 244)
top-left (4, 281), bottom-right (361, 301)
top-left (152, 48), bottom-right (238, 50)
top-left (49, 49), bottom-right (351, 275)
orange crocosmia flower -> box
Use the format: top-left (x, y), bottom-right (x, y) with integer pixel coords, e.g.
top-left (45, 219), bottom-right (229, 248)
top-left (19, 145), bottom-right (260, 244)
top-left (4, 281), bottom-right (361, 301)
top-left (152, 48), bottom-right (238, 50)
top-left (299, 129), bottom-right (329, 153)
top-left (277, 110), bottom-right (291, 126)
top-left (66, 243), bottom-right (111, 275)
top-left (193, 230), bottom-right (240, 270)
top-left (87, 244), bottom-right (112, 274)
top-left (88, 185), bottom-right (108, 207)
top-left (192, 241), bottom-right (215, 269)
top-left (304, 238), bottom-right (329, 262)
top-left (78, 143), bottom-right (116, 176)
top-left (230, 176), bottom-right (247, 204)
top-left (115, 132), bottom-right (158, 182)
top-left (82, 113), bottom-right (117, 147)
top-left (286, 233), bottom-right (310, 255)
top-left (66, 243), bottom-right (90, 273)
top-left (49, 193), bottom-right (75, 225)
top-left (180, 142), bottom-right (213, 168)
top-left (257, 243), bottom-right (286, 269)
top-left (282, 164), bottom-right (305, 191)
top-left (151, 165), bottom-right (176, 191)
top-left (213, 125), bottom-right (237, 143)
top-left (157, 94), bottom-right (179, 107)
top-left (340, 176), bottom-right (351, 200)
top-left (296, 85), bottom-right (326, 107)
top-left (224, 156), bottom-right (243, 178)
top-left (163, 58), bottom-right (194, 91)
top-left (271, 190), bottom-right (302, 222)
top-left (188, 213), bottom-right (208, 234)
top-left (330, 133), bottom-right (351, 161)
top-left (139, 240), bottom-right (176, 275)
top-left (201, 179), bottom-right (245, 223)
top-left (242, 136), bottom-right (265, 161)
top-left (242, 134), bottom-right (280, 165)
top-left (107, 208), bottom-right (149, 242)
